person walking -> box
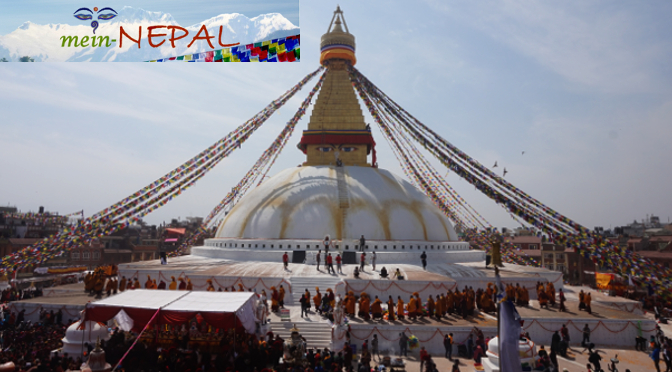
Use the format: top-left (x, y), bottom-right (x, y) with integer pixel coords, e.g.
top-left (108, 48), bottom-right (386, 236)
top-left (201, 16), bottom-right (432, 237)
top-left (360, 252), bottom-right (366, 271)
top-left (371, 252), bottom-right (377, 271)
top-left (582, 324), bottom-right (591, 347)
top-left (589, 348), bottom-right (602, 372)
top-left (360, 235), bottom-right (366, 251)
top-left (399, 332), bottom-right (409, 357)
top-left (419, 346), bottom-right (429, 372)
top-left (323, 236), bottom-right (332, 254)
top-left (317, 250), bottom-right (321, 271)
top-left (300, 293), bottom-right (309, 317)
top-left (283, 252), bottom-right (289, 270)
top-left (421, 251), bottom-right (427, 270)
top-left (371, 334), bottom-right (379, 362)
top-left (559, 289), bottom-right (566, 312)
top-left (336, 253), bottom-right (342, 274)
top-left (651, 343), bottom-right (662, 372)
top-left (586, 292), bottom-right (593, 314)
top-left (444, 333), bottom-right (453, 360)
top-left (279, 285), bottom-right (286, 309)
top-left (327, 253), bottom-right (334, 274)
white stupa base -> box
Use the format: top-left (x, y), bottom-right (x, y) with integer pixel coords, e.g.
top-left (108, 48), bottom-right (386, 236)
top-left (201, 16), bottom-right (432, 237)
top-left (481, 357), bottom-right (499, 372)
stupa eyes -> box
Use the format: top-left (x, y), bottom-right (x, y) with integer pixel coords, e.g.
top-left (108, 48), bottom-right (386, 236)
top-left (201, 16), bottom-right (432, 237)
top-left (317, 147), bottom-right (333, 152)
top-left (341, 147), bottom-right (358, 152)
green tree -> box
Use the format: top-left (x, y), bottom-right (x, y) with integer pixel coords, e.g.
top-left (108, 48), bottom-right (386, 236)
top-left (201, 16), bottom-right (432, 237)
top-left (19, 56), bottom-right (34, 62)
top-left (0, 57), bottom-right (9, 62)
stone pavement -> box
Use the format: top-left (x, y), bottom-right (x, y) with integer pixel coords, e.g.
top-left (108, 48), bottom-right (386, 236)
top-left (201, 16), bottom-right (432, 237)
top-left (384, 346), bottom-right (659, 372)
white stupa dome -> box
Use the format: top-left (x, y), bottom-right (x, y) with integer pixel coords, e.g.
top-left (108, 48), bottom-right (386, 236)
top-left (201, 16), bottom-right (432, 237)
top-left (215, 166), bottom-right (459, 241)
top-left (60, 320), bottom-right (110, 357)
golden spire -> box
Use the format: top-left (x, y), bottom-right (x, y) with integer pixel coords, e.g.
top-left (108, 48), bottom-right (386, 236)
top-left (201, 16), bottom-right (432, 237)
top-left (297, 7), bottom-right (375, 167)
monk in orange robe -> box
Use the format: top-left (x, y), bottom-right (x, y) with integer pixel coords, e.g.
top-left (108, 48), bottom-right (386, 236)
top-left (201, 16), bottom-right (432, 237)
top-left (427, 295), bottom-right (435, 318)
top-left (371, 296), bottom-right (383, 319)
top-left (359, 293), bottom-right (371, 320)
top-left (446, 290), bottom-right (455, 314)
top-left (313, 288), bottom-right (322, 312)
top-left (408, 296), bottom-right (418, 320)
top-left (145, 275), bottom-right (153, 289)
top-left (387, 296), bottom-right (396, 321)
top-left (345, 291), bottom-right (356, 316)
top-left (435, 294), bottom-right (443, 319)
top-left (397, 296), bottom-right (405, 320)
top-left (546, 282), bottom-right (556, 306)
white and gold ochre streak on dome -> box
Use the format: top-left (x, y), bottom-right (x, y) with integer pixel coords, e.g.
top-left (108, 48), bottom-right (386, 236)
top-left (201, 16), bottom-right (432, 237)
top-left (215, 166), bottom-right (459, 242)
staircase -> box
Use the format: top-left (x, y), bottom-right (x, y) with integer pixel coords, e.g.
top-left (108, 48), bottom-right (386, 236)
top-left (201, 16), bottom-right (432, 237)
top-left (336, 166), bottom-right (350, 238)
top-left (270, 320), bottom-right (333, 350)
top-left (289, 276), bottom-right (344, 305)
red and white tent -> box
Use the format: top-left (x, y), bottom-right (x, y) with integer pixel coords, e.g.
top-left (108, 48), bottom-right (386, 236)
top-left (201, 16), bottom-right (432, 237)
top-left (84, 290), bottom-right (257, 333)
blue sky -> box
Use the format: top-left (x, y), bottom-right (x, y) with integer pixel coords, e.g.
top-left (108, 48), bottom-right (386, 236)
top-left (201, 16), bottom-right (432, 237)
top-left (1, 0), bottom-right (672, 231)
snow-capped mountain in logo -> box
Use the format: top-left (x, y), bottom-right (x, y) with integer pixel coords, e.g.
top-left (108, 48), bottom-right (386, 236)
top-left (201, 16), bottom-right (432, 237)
top-left (0, 6), bottom-right (299, 62)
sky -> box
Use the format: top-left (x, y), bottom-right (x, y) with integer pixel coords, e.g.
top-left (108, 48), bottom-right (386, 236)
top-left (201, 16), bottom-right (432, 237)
top-left (1, 0), bottom-right (671, 232)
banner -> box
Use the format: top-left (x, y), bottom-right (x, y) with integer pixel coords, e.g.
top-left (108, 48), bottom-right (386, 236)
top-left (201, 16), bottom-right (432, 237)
top-left (148, 35), bottom-right (300, 63)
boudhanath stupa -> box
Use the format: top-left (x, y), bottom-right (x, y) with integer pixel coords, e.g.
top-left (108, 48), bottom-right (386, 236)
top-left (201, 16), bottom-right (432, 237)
top-left (7, 8), bottom-right (654, 371)
top-left (109, 6), bottom-right (653, 361)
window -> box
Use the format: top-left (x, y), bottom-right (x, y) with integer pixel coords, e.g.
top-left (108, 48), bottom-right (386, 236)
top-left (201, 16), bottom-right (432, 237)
top-left (82, 251), bottom-right (90, 260)
top-left (557, 264), bottom-right (565, 272)
top-left (514, 244), bottom-right (522, 250)
top-left (544, 253), bottom-right (553, 260)
top-left (93, 251), bottom-right (100, 260)
top-left (71, 252), bottom-right (80, 260)
top-left (556, 253), bottom-right (564, 260)
top-left (528, 244), bottom-right (538, 250)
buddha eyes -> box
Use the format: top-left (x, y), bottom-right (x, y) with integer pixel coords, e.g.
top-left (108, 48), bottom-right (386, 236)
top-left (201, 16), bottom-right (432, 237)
top-left (317, 147), bottom-right (333, 152)
top-left (341, 147), bottom-right (357, 152)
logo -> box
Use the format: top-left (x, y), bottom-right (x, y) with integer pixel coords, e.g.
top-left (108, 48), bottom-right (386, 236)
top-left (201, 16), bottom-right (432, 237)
top-left (73, 7), bottom-right (118, 34)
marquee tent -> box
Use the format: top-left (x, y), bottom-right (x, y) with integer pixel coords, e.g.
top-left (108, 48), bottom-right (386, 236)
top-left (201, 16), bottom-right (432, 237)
top-left (84, 290), bottom-right (257, 333)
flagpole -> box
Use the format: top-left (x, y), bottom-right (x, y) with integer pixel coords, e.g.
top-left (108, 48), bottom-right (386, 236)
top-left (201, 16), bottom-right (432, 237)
top-left (496, 266), bottom-right (502, 372)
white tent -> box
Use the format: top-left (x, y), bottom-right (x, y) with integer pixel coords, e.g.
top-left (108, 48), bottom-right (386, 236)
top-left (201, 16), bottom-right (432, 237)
top-left (85, 290), bottom-right (257, 334)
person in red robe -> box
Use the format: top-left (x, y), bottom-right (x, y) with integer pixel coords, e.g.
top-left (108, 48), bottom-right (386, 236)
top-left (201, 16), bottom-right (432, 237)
top-left (271, 287), bottom-right (280, 312)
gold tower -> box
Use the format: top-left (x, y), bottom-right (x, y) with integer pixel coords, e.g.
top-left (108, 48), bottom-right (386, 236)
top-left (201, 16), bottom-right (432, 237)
top-left (298, 7), bottom-right (376, 167)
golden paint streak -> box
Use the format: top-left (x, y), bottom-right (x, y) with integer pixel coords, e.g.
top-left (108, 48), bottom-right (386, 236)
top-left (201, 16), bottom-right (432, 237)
top-left (233, 168), bottom-right (302, 238)
top-left (434, 211), bottom-right (451, 240)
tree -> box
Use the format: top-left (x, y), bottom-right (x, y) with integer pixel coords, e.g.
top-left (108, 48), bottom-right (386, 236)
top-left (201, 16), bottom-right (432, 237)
top-left (19, 56), bottom-right (34, 62)
top-left (0, 57), bottom-right (8, 62)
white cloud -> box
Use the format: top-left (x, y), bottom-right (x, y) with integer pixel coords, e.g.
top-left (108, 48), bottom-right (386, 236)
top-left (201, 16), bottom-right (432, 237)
top-left (431, 0), bottom-right (672, 94)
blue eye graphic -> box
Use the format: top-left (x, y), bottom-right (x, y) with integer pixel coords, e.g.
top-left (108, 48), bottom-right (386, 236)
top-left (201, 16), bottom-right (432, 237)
top-left (73, 7), bottom-right (117, 34)
top-left (97, 13), bottom-right (117, 20)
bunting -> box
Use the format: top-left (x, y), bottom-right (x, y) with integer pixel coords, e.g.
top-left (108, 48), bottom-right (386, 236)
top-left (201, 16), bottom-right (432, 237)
top-left (147, 35), bottom-right (301, 63)
top-left (0, 67), bottom-right (323, 275)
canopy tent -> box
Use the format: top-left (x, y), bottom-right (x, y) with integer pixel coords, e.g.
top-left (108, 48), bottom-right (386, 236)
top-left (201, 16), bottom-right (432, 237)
top-left (84, 290), bottom-right (257, 333)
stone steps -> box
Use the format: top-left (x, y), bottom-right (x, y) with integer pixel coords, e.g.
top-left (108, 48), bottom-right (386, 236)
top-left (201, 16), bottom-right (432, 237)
top-left (289, 277), bottom-right (344, 305)
top-left (269, 319), bottom-right (333, 350)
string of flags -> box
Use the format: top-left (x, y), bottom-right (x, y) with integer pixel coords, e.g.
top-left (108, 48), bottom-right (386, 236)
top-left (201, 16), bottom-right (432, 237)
top-left (0, 67), bottom-right (323, 275)
top-left (147, 35), bottom-right (300, 63)
top-left (349, 65), bottom-right (672, 297)
top-left (170, 71), bottom-right (328, 256)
